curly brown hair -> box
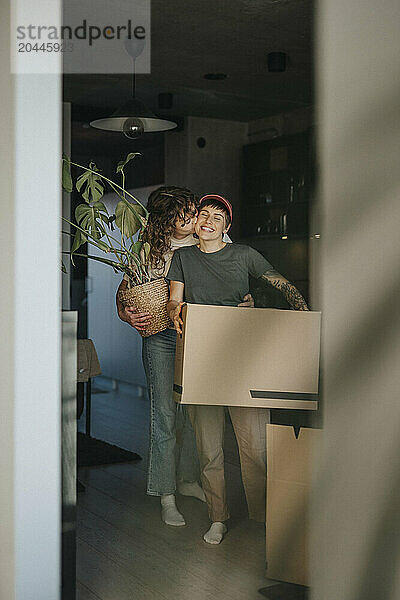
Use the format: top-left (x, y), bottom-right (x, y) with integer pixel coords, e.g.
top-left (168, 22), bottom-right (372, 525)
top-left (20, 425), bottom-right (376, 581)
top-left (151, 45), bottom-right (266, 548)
top-left (141, 186), bottom-right (199, 269)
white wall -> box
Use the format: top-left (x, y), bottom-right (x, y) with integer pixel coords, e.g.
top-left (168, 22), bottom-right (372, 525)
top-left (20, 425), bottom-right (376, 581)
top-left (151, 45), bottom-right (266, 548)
top-left (0, 3), bottom-right (16, 596)
top-left (166, 116), bottom-right (248, 234)
top-left (311, 1), bottom-right (400, 598)
top-left (0, 2), bottom-right (62, 598)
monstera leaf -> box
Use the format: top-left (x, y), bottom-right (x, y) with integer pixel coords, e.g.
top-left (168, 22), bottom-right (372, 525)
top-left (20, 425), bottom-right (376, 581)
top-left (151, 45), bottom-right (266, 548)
top-left (115, 200), bottom-right (147, 238)
top-left (76, 162), bottom-right (104, 203)
top-left (75, 201), bottom-right (109, 240)
top-left (71, 229), bottom-right (87, 254)
top-left (70, 229), bottom-right (111, 255)
top-left (116, 152), bottom-right (140, 174)
top-left (62, 155), bottom-right (73, 193)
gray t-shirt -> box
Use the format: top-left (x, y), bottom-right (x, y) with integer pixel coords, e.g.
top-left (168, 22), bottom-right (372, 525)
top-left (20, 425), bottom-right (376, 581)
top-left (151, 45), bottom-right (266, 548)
top-left (167, 243), bottom-right (273, 306)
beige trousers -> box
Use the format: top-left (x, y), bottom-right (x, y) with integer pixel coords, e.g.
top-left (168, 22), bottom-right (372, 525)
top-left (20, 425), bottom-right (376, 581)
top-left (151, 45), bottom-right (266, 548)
top-left (187, 405), bottom-right (270, 523)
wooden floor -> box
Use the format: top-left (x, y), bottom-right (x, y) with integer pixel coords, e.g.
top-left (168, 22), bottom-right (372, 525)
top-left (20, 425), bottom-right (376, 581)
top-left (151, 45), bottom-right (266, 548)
top-left (76, 383), bottom-right (275, 600)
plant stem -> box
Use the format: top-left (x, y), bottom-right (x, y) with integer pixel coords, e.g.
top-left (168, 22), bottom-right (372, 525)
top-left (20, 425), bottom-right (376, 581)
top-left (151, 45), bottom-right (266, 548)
top-left (62, 251), bottom-right (125, 271)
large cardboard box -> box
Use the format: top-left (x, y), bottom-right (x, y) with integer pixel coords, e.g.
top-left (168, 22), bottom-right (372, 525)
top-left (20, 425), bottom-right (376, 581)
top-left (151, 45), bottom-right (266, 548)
top-left (173, 303), bottom-right (321, 409)
top-left (266, 424), bottom-right (322, 586)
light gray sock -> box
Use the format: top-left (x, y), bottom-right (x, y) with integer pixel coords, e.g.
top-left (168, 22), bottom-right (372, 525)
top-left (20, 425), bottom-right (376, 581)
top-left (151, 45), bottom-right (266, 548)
top-left (203, 522), bottom-right (227, 544)
top-left (160, 494), bottom-right (186, 526)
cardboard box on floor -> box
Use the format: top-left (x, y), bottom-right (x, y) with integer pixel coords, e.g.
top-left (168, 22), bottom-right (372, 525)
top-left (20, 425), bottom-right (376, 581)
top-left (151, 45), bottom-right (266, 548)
top-left (266, 424), bottom-right (322, 586)
top-left (173, 303), bottom-right (321, 409)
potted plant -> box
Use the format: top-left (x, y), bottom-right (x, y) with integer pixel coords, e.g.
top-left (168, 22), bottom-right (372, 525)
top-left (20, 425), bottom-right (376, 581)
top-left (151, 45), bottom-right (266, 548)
top-left (62, 153), bottom-right (172, 337)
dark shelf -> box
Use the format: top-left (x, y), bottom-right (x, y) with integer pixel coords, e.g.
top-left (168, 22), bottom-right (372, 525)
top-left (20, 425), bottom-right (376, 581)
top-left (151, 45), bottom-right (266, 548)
top-left (241, 233), bottom-right (310, 241)
top-left (248, 200), bottom-right (309, 209)
top-left (242, 131), bottom-right (315, 302)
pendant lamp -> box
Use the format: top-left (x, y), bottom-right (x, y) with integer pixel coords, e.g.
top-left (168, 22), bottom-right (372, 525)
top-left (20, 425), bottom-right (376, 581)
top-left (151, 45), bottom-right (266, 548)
top-left (90, 38), bottom-right (177, 138)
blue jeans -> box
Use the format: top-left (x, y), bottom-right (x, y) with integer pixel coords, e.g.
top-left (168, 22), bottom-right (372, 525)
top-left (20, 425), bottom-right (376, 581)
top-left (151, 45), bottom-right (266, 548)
top-left (142, 328), bottom-right (200, 496)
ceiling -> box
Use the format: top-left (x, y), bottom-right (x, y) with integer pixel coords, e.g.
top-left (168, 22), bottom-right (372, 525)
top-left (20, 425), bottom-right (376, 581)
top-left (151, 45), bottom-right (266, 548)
top-left (63, 0), bottom-right (314, 127)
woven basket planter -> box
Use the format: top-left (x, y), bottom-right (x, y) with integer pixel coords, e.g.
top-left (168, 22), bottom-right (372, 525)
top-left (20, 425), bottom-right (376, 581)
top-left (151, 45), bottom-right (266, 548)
top-left (117, 278), bottom-right (173, 338)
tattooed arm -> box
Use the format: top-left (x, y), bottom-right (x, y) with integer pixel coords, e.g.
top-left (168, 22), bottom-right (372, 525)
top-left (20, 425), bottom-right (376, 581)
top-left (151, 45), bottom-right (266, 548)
top-left (259, 269), bottom-right (309, 311)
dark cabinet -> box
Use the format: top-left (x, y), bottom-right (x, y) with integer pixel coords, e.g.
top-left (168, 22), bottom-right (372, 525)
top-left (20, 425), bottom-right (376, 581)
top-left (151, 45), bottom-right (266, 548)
top-left (240, 131), bottom-right (315, 307)
top-left (242, 132), bottom-right (314, 239)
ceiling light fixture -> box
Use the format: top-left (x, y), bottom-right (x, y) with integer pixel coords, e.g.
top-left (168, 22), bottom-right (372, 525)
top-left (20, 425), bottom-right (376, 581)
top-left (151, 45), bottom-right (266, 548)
top-left (90, 38), bottom-right (177, 138)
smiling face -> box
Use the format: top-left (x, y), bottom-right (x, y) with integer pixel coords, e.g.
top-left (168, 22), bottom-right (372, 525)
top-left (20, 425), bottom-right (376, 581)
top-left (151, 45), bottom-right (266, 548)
top-left (195, 205), bottom-right (231, 241)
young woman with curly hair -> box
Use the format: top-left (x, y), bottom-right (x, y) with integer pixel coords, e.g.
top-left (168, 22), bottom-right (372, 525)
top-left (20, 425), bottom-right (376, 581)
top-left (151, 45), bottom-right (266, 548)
top-left (116, 185), bottom-right (253, 526)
